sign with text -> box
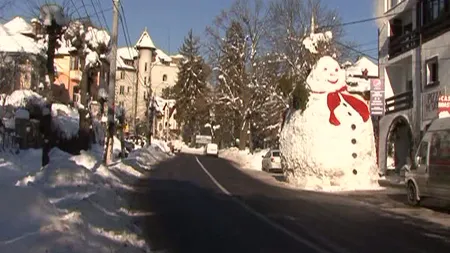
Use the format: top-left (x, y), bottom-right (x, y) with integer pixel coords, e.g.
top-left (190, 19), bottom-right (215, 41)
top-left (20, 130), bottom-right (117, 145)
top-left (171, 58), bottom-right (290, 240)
top-left (439, 95), bottom-right (450, 117)
top-left (422, 89), bottom-right (441, 121)
top-left (195, 135), bottom-right (212, 145)
top-left (369, 79), bottom-right (385, 116)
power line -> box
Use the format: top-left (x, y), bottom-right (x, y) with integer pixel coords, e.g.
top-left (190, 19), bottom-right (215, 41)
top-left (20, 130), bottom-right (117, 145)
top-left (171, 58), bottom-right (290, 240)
top-left (95, 0), bottom-right (110, 32)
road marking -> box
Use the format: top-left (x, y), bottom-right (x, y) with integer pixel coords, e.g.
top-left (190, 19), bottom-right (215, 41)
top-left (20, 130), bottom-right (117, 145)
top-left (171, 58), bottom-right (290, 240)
top-left (195, 156), bottom-right (334, 253)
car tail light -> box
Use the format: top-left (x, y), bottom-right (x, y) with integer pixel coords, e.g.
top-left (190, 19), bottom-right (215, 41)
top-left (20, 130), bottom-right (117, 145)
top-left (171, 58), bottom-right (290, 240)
top-left (271, 157), bottom-right (275, 162)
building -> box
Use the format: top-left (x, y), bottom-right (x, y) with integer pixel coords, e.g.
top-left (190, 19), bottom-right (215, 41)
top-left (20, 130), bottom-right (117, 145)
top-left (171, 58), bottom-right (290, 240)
top-left (115, 28), bottom-right (181, 134)
top-left (0, 17), bottom-right (44, 92)
top-left (376, 0), bottom-right (449, 176)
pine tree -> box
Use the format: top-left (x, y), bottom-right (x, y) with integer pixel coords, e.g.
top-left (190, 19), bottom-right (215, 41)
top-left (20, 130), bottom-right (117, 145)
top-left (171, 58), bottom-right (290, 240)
top-left (172, 29), bottom-right (210, 144)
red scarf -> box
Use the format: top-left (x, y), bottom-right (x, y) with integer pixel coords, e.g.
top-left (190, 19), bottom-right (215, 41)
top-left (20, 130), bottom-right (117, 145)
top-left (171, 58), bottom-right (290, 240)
top-left (312, 86), bottom-right (370, 126)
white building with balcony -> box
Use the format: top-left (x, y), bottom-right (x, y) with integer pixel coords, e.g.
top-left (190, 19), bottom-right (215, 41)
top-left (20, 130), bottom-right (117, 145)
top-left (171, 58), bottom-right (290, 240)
top-left (376, 0), bottom-right (450, 176)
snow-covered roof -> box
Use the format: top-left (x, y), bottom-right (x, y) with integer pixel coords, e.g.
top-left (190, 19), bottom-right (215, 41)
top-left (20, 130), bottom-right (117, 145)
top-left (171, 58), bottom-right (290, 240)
top-left (155, 49), bottom-right (172, 62)
top-left (153, 96), bottom-right (175, 113)
top-left (346, 56), bottom-right (378, 77)
top-left (135, 28), bottom-right (156, 49)
top-left (117, 47), bottom-right (138, 60)
top-left (4, 17), bottom-right (33, 35)
top-left (170, 54), bottom-right (184, 59)
top-left (0, 26), bottom-right (43, 55)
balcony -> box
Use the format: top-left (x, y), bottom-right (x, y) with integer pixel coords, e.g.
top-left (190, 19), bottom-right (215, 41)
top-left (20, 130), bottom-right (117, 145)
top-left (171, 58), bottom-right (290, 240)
top-left (421, 11), bottom-right (450, 42)
top-left (385, 91), bottom-right (414, 115)
top-left (388, 30), bottom-right (419, 59)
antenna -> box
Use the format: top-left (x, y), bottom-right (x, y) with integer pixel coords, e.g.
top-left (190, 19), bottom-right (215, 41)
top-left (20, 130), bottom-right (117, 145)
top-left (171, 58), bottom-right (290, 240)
top-left (168, 26), bottom-right (171, 54)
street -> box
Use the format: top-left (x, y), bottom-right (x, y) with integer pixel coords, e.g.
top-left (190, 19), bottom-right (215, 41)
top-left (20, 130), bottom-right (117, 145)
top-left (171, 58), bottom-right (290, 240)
top-left (128, 154), bottom-right (450, 253)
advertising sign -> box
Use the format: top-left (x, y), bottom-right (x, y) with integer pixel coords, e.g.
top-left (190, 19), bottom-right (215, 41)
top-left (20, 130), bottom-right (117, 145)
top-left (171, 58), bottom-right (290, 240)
top-left (369, 79), bottom-right (385, 116)
top-left (422, 89), bottom-right (441, 121)
top-left (195, 135), bottom-right (212, 145)
top-left (439, 95), bottom-right (450, 117)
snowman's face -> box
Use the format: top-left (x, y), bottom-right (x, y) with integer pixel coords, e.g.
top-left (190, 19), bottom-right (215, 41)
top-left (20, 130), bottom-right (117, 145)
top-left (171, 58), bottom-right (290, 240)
top-left (307, 56), bottom-right (346, 93)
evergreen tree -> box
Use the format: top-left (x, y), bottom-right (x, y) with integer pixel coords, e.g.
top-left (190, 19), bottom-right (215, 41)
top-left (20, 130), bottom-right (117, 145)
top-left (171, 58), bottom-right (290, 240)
top-left (172, 29), bottom-right (210, 144)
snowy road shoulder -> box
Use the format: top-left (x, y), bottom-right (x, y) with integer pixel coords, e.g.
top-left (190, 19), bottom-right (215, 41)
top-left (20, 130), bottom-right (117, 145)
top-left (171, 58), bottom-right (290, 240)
top-left (217, 152), bottom-right (450, 229)
top-left (0, 145), bottom-right (169, 253)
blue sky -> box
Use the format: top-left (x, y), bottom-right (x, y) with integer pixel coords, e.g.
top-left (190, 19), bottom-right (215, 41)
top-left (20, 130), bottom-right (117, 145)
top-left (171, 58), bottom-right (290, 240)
top-left (6, 0), bottom-right (379, 59)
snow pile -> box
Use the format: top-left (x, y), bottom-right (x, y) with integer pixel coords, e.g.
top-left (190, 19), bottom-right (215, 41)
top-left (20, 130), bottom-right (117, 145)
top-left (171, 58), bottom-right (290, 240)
top-left (280, 56), bottom-right (380, 192)
top-left (220, 147), bottom-right (269, 171)
top-left (303, 31), bottom-right (332, 54)
top-left (1, 90), bottom-right (45, 108)
top-left (0, 24), bottom-right (44, 55)
top-left (181, 144), bottom-right (205, 155)
top-left (51, 103), bottom-right (79, 139)
top-left (0, 145), bottom-right (169, 253)
top-left (151, 138), bottom-right (171, 154)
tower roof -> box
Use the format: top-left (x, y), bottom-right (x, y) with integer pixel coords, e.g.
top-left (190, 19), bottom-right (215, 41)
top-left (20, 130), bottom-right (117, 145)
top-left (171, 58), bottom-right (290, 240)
top-left (135, 27), bottom-right (156, 50)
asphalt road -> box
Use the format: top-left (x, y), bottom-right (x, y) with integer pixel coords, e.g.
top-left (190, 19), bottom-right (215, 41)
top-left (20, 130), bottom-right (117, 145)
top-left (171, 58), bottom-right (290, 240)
top-left (128, 154), bottom-right (450, 253)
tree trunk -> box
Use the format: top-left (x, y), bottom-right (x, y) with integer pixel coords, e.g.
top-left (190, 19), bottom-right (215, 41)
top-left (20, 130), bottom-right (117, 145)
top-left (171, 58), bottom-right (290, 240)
top-left (78, 67), bottom-right (91, 151)
top-left (239, 119), bottom-right (248, 150)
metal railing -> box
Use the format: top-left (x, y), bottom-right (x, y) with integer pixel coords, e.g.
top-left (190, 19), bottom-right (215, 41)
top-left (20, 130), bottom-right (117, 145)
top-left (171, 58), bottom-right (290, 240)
top-left (385, 91), bottom-right (414, 115)
top-left (388, 30), bottom-right (420, 59)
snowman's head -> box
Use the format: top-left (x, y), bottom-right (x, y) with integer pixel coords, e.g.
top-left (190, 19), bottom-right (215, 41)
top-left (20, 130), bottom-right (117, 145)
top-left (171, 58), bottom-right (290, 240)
top-left (307, 56), bottom-right (346, 93)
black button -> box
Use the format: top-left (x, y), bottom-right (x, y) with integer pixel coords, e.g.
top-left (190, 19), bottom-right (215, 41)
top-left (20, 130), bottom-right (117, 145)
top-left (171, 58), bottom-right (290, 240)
top-left (351, 124), bottom-right (356, 130)
top-left (348, 112), bottom-right (352, 116)
top-left (352, 169), bottom-right (358, 175)
top-left (351, 139), bottom-right (356, 144)
top-left (352, 153), bottom-right (357, 158)
top-left (343, 103), bottom-right (348, 107)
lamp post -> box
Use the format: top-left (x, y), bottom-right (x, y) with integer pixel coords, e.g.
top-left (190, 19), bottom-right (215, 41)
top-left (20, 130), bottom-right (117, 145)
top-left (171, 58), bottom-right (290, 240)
top-left (148, 96), bottom-right (156, 145)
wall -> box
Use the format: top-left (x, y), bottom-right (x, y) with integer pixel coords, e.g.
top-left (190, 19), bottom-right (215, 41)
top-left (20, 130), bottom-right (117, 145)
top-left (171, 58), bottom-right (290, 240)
top-left (151, 63), bottom-right (178, 96)
top-left (115, 68), bottom-right (136, 122)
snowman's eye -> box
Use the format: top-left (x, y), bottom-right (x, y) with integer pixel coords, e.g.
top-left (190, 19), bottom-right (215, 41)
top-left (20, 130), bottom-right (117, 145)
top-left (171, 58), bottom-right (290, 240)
top-left (324, 68), bottom-right (327, 71)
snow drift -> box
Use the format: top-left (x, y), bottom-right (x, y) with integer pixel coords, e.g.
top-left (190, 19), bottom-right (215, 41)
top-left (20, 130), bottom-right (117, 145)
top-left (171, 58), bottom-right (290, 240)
top-left (0, 145), bottom-right (169, 253)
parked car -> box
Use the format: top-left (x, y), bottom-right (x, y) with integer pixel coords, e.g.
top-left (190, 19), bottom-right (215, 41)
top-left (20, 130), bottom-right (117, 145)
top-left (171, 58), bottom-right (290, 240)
top-left (262, 149), bottom-right (282, 173)
top-left (405, 117), bottom-right (450, 206)
top-left (204, 143), bottom-right (219, 157)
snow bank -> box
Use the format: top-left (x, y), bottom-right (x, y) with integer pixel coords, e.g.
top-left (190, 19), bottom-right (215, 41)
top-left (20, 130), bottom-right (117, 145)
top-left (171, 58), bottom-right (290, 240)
top-left (0, 145), bottom-right (169, 253)
top-left (151, 138), bottom-right (171, 154)
top-left (220, 147), bottom-right (268, 171)
top-left (1, 90), bottom-right (45, 108)
top-left (51, 103), bottom-right (79, 139)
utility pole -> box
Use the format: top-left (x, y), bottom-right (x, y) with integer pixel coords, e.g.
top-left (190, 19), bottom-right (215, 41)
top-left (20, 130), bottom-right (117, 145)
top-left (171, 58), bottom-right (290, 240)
top-left (104, 0), bottom-right (120, 164)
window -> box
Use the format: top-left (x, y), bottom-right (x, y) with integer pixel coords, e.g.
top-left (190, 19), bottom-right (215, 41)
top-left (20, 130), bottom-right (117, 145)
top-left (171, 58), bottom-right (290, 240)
top-left (127, 86), bottom-right (131, 94)
top-left (145, 62), bottom-right (148, 71)
top-left (406, 80), bottom-right (413, 91)
top-left (390, 0), bottom-right (399, 8)
top-left (162, 74), bottom-right (168, 82)
top-left (422, 0), bottom-right (449, 25)
top-left (425, 57), bottom-right (439, 86)
top-left (416, 142), bottom-right (429, 166)
top-left (430, 130), bottom-right (450, 165)
top-left (119, 101), bottom-right (124, 107)
top-left (70, 56), bottom-right (80, 70)
top-left (119, 86), bottom-right (124, 95)
top-left (120, 71), bottom-right (125, 79)
top-left (272, 151), bottom-right (281, 157)
top-left (144, 76), bottom-right (147, 85)
top-left (144, 91), bottom-right (148, 100)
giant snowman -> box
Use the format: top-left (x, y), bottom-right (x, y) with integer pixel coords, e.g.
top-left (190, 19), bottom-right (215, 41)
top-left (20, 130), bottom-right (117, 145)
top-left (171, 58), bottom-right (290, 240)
top-left (279, 56), bottom-right (379, 191)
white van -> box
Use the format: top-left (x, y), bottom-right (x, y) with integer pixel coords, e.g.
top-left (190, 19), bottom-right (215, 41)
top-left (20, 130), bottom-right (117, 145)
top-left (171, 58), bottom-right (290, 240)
top-left (405, 117), bottom-right (450, 206)
top-left (204, 143), bottom-right (219, 157)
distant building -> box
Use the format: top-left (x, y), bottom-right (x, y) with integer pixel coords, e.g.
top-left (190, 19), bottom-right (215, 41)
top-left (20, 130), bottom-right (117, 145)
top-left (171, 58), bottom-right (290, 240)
top-left (115, 27), bottom-right (181, 135)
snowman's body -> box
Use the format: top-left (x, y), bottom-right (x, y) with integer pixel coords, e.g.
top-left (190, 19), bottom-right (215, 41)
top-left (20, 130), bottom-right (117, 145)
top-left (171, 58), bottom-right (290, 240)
top-left (280, 56), bottom-right (378, 191)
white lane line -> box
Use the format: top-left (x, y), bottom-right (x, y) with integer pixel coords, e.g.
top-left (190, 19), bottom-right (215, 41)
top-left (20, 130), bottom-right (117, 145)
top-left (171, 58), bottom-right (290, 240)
top-left (195, 156), bottom-right (334, 253)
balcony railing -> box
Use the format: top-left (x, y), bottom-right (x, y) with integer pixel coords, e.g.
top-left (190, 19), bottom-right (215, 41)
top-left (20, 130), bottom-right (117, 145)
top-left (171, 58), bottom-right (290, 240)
top-left (388, 30), bottom-right (419, 59)
top-left (385, 91), bottom-right (414, 115)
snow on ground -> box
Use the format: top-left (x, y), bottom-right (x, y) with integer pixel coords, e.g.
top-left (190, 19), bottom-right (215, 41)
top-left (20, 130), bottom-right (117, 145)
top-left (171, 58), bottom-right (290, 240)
top-left (181, 144), bottom-right (204, 155)
top-left (1, 90), bottom-right (45, 108)
top-left (220, 147), bottom-right (268, 171)
top-left (0, 144), bottom-right (169, 253)
top-left (151, 138), bottom-right (171, 154)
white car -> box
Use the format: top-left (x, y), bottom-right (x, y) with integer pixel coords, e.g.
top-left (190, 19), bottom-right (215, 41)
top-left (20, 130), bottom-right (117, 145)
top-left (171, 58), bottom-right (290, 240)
top-left (262, 149), bottom-right (282, 173)
top-left (204, 143), bottom-right (219, 157)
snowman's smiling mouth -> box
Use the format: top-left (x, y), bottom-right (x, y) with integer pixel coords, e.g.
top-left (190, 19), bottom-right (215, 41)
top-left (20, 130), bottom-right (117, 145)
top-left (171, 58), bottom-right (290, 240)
top-left (328, 79), bottom-right (339, 84)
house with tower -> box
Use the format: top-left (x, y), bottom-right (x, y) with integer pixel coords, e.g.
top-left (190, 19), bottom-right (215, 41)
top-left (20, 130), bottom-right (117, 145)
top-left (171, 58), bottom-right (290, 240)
top-left (115, 27), bottom-right (181, 136)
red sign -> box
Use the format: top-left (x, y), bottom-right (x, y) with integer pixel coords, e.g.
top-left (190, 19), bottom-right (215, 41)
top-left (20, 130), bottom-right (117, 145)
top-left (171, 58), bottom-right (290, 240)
top-left (439, 95), bottom-right (450, 113)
